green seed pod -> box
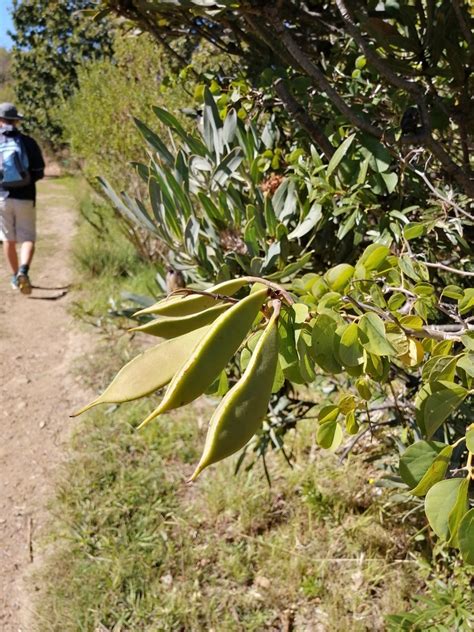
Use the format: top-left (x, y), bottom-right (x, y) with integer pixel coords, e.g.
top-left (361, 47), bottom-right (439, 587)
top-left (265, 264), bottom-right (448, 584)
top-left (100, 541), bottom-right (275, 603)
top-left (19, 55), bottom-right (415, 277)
top-left (190, 305), bottom-right (280, 480)
top-left (72, 326), bottom-right (209, 416)
top-left (138, 287), bottom-right (269, 428)
top-left (129, 302), bottom-right (231, 339)
top-left (134, 278), bottom-right (249, 317)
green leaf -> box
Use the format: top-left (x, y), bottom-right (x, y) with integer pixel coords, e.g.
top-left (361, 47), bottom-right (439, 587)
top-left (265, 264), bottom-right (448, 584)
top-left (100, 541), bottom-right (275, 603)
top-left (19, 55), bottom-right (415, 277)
top-left (458, 509), bottom-right (474, 564)
top-left (345, 411), bottom-right (359, 435)
top-left (457, 353), bottom-right (474, 378)
top-left (388, 292), bottom-right (406, 311)
top-left (358, 313), bottom-right (396, 356)
top-left (318, 405), bottom-right (340, 424)
top-left (359, 244), bottom-right (390, 271)
top-left (355, 376), bottom-right (372, 400)
top-left (338, 323), bottom-right (364, 367)
top-left (324, 264), bottom-right (354, 292)
top-left (266, 252), bottom-right (312, 281)
top-left (213, 148), bottom-right (244, 186)
top-left (327, 134), bottom-right (355, 177)
top-left (403, 223), bottom-right (426, 240)
top-left (409, 445), bottom-right (453, 497)
top-left (441, 285), bottom-right (464, 300)
top-left (152, 105), bottom-right (206, 156)
top-left (134, 118), bottom-right (174, 166)
top-left (422, 355), bottom-right (458, 383)
top-left (317, 420), bottom-right (343, 450)
top-left (205, 370), bottom-right (229, 397)
top-left (399, 440), bottom-right (447, 488)
top-left (459, 288), bottom-right (474, 315)
top-left (462, 332), bottom-right (474, 351)
top-left (425, 478), bottom-right (465, 540)
top-left (271, 360), bottom-right (285, 393)
top-left (447, 478), bottom-right (469, 547)
top-left (381, 171), bottom-right (398, 194)
top-left (415, 381), bottom-right (467, 438)
top-left (287, 203), bottom-right (322, 240)
top-left (466, 427), bottom-right (474, 453)
top-left (297, 324), bottom-right (316, 383)
top-left (312, 314), bottom-right (343, 374)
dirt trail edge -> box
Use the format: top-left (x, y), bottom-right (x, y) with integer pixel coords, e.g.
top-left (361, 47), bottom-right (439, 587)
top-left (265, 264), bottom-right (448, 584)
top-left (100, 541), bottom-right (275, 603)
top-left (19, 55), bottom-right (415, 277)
top-left (0, 178), bottom-right (92, 631)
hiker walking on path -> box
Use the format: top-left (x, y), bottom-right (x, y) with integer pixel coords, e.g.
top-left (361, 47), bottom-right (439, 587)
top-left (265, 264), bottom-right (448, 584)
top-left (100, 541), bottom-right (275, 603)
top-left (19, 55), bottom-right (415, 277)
top-left (0, 102), bottom-right (45, 294)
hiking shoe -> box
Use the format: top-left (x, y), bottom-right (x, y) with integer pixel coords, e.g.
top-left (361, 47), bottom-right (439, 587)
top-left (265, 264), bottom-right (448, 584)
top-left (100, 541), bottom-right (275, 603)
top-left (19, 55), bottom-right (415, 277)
top-left (17, 271), bottom-right (32, 295)
top-left (11, 275), bottom-right (19, 290)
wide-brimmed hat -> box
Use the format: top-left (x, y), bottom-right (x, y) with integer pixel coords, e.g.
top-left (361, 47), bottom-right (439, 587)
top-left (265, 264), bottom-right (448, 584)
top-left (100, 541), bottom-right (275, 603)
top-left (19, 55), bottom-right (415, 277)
top-left (0, 103), bottom-right (24, 120)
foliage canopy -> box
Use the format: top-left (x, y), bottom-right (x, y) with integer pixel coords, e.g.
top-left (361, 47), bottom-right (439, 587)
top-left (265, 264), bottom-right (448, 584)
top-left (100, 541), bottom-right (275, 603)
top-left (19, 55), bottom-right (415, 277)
top-left (10, 0), bottom-right (113, 144)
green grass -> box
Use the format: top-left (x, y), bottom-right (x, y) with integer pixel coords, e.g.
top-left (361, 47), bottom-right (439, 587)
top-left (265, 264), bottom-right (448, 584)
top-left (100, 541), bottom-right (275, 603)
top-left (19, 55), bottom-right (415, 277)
top-left (33, 400), bottom-right (428, 632)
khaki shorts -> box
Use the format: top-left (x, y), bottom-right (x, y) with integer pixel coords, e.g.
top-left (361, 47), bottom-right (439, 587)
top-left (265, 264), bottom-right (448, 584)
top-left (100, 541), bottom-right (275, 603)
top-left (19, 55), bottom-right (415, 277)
top-left (0, 197), bottom-right (36, 242)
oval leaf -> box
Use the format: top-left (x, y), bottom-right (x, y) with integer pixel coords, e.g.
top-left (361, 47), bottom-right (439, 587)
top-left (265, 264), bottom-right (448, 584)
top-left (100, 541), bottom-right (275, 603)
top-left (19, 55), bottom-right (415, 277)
top-left (399, 440), bottom-right (447, 489)
top-left (425, 478), bottom-right (465, 540)
top-left (358, 313), bottom-right (396, 356)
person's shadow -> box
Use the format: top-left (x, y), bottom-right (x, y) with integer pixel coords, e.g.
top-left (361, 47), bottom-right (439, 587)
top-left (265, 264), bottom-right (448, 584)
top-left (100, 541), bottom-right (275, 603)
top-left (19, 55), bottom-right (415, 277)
top-left (27, 284), bottom-right (70, 300)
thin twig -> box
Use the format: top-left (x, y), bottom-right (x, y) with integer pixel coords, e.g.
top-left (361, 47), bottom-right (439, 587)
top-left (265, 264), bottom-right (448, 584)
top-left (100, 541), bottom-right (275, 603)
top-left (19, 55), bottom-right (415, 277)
top-left (339, 420), bottom-right (394, 462)
top-left (388, 381), bottom-right (405, 425)
top-left (411, 168), bottom-right (474, 222)
top-left (421, 261), bottom-right (474, 278)
top-left (243, 276), bottom-right (295, 305)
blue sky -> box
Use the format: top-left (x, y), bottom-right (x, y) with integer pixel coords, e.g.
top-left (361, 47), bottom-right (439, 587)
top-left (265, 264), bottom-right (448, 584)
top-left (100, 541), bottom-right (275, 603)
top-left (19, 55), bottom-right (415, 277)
top-left (0, 0), bottom-right (14, 50)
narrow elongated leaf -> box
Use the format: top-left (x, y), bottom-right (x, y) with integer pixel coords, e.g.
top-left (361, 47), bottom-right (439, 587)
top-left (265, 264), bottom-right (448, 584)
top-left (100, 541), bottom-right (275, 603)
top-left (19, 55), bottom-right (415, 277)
top-left (266, 252), bottom-right (312, 281)
top-left (223, 109), bottom-right (238, 146)
top-left (152, 105), bottom-right (207, 155)
top-left (327, 134), bottom-right (355, 177)
top-left (287, 203), bottom-right (322, 240)
top-left (134, 118), bottom-right (174, 165)
top-left (184, 216), bottom-right (200, 256)
top-left (213, 148), bottom-right (244, 187)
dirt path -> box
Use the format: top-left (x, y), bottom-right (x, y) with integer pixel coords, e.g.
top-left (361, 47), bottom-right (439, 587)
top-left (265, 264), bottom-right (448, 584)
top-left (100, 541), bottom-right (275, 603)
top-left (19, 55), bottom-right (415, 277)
top-left (0, 178), bottom-right (91, 631)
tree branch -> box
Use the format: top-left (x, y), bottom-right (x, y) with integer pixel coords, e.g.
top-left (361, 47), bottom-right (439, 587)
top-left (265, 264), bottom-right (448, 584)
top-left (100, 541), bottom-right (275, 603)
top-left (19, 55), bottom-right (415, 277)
top-left (262, 7), bottom-right (387, 141)
top-left (419, 261), bottom-right (474, 278)
top-left (274, 78), bottom-right (335, 160)
top-left (335, 0), bottom-right (474, 197)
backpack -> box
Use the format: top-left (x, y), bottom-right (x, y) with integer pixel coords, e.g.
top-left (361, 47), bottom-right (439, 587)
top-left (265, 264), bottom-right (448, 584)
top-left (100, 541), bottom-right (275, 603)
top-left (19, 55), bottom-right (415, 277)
top-left (0, 134), bottom-right (31, 188)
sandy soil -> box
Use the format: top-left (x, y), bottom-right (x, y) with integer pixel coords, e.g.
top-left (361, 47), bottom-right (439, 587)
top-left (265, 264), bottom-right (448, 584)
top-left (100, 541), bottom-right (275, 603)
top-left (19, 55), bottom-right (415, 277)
top-left (0, 178), bottom-right (92, 631)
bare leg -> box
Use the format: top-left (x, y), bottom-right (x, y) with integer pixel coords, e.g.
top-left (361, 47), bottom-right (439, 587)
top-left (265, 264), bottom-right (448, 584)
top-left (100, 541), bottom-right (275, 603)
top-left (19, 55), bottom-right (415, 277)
top-left (20, 241), bottom-right (35, 267)
top-left (3, 240), bottom-right (18, 275)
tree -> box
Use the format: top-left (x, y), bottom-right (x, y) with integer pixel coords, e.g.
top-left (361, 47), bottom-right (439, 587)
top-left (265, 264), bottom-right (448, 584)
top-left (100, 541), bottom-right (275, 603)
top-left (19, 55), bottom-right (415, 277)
top-left (10, 0), bottom-right (113, 145)
top-left (98, 0), bottom-right (474, 197)
top-left (0, 47), bottom-right (14, 102)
